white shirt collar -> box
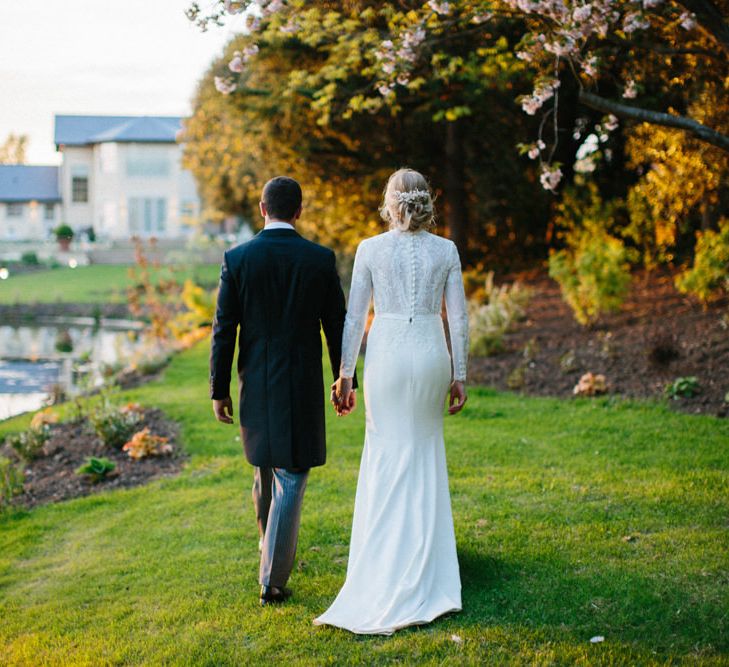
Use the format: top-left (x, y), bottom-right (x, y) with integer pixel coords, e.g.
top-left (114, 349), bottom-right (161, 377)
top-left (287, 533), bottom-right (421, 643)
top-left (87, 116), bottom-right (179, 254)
top-left (264, 221), bottom-right (295, 231)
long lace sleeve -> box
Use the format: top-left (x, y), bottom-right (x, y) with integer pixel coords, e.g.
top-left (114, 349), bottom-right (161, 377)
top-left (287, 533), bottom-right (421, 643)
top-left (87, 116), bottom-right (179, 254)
top-left (444, 241), bottom-right (469, 382)
top-left (340, 241), bottom-right (373, 378)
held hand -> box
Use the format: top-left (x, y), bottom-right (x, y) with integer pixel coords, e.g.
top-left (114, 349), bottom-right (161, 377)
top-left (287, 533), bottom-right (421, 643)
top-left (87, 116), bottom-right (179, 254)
top-left (213, 396), bottom-right (234, 424)
top-left (330, 377), bottom-right (356, 416)
top-left (448, 381), bottom-right (467, 415)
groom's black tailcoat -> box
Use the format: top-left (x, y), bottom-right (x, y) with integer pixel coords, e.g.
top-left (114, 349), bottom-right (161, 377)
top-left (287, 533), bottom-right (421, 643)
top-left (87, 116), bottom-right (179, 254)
top-left (209, 228), bottom-right (354, 469)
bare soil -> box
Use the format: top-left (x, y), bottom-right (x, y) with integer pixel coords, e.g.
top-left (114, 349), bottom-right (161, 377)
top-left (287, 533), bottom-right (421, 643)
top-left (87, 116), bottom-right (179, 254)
top-left (469, 270), bottom-right (729, 418)
top-left (2, 408), bottom-right (187, 509)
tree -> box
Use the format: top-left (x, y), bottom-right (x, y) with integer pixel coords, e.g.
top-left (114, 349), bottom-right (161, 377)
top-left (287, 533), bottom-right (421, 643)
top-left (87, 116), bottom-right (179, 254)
top-left (0, 134), bottom-right (27, 164)
top-left (184, 9), bottom-right (549, 263)
top-left (189, 1), bottom-right (728, 189)
top-left (185, 1), bottom-right (553, 259)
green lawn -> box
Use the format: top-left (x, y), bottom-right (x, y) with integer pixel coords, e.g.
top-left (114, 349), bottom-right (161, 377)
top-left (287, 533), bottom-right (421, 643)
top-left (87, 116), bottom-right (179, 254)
top-left (0, 264), bottom-right (221, 304)
top-left (0, 339), bottom-right (727, 665)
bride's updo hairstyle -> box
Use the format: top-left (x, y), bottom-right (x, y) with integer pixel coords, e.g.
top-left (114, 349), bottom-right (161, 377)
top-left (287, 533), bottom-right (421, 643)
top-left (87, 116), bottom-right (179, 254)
top-left (379, 168), bottom-right (436, 232)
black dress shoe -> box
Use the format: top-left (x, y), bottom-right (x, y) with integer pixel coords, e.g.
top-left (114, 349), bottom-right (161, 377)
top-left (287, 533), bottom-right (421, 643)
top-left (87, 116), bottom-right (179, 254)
top-left (260, 585), bottom-right (292, 606)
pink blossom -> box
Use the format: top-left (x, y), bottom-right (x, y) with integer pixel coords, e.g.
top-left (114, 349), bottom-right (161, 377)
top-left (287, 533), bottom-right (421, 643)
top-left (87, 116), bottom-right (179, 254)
top-left (224, 0), bottom-right (245, 14)
top-left (261, 0), bottom-right (285, 15)
top-left (214, 76), bottom-right (237, 95)
top-left (643, 0), bottom-right (663, 7)
top-left (377, 83), bottom-right (395, 97)
top-left (402, 26), bottom-right (426, 49)
top-left (572, 5), bottom-right (593, 22)
top-left (623, 11), bottom-right (650, 33)
top-left (246, 15), bottom-right (261, 32)
top-left (622, 79), bottom-right (638, 99)
top-left (582, 55), bottom-right (598, 77)
top-left (382, 62), bottom-right (395, 74)
top-left (243, 44), bottom-right (259, 61)
top-left (521, 96), bottom-right (542, 115)
top-left (604, 114), bottom-right (619, 131)
top-left (528, 145), bottom-right (540, 159)
top-left (396, 73), bottom-right (410, 86)
top-left (280, 21), bottom-right (300, 34)
top-left (679, 11), bottom-right (696, 29)
top-left (540, 166), bottom-right (563, 191)
top-left (471, 12), bottom-right (493, 24)
top-left (427, 1), bottom-right (451, 15)
top-left (228, 55), bottom-right (244, 73)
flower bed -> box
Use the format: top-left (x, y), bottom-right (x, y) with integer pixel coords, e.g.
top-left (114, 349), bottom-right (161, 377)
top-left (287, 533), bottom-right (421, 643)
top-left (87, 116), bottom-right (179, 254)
top-left (1, 406), bottom-right (186, 509)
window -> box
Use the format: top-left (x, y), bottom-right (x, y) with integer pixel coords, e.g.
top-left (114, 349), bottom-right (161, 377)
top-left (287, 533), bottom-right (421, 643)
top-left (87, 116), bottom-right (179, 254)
top-left (72, 176), bottom-right (89, 203)
top-left (125, 146), bottom-right (170, 178)
top-left (128, 197), bottom-right (167, 235)
top-left (6, 203), bottom-right (23, 217)
top-left (180, 200), bottom-right (196, 221)
top-left (44, 203), bottom-right (55, 220)
top-left (99, 142), bottom-right (117, 174)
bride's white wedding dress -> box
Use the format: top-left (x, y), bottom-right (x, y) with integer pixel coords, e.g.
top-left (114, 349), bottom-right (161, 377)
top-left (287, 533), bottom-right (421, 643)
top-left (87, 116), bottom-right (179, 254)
top-left (313, 228), bottom-right (469, 635)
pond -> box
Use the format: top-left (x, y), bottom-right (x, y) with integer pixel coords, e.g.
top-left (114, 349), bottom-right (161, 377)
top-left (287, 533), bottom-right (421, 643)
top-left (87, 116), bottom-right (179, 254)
top-left (0, 318), bottom-right (150, 421)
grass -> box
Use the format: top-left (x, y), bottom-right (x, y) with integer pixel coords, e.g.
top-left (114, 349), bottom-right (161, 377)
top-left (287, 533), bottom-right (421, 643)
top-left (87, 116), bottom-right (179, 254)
top-left (0, 264), bottom-right (220, 304)
top-left (0, 339), bottom-right (728, 665)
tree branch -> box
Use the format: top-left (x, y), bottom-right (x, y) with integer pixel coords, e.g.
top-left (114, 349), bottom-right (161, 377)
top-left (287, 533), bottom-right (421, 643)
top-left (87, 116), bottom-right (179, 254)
top-left (578, 90), bottom-right (729, 152)
top-left (676, 0), bottom-right (729, 56)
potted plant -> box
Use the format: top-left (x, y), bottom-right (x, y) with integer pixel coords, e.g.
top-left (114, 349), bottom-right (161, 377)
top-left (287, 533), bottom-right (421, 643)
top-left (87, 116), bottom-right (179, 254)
top-left (53, 223), bottom-right (74, 251)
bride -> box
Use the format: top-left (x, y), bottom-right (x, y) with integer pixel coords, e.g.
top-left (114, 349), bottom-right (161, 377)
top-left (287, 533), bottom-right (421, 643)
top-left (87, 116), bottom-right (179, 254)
top-left (313, 168), bottom-right (469, 635)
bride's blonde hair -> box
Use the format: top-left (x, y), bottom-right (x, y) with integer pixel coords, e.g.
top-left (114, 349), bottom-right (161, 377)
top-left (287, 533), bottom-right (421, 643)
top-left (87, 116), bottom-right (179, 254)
top-left (379, 168), bottom-right (436, 232)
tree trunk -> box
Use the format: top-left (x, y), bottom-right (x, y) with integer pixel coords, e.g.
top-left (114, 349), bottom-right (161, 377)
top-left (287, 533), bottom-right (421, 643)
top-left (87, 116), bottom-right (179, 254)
top-left (444, 120), bottom-right (469, 259)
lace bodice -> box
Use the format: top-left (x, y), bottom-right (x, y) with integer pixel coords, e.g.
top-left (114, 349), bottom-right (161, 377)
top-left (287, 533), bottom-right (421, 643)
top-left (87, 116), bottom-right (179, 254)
top-left (340, 229), bottom-right (469, 382)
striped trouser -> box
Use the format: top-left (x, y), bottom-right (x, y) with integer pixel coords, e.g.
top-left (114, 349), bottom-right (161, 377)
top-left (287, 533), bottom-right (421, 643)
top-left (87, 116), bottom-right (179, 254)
top-left (252, 466), bottom-right (309, 587)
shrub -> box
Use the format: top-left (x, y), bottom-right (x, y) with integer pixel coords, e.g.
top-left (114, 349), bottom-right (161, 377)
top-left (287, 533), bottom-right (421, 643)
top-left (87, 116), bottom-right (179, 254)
top-left (5, 425), bottom-right (51, 462)
top-left (0, 456), bottom-right (24, 509)
top-left (573, 372), bottom-right (608, 397)
top-left (75, 457), bottom-right (116, 483)
top-left (468, 271), bottom-right (532, 357)
top-left (549, 229), bottom-right (632, 326)
top-left (506, 363), bottom-right (526, 390)
top-left (30, 407), bottom-right (59, 430)
top-left (53, 223), bottom-right (74, 241)
top-left (55, 330), bottom-right (74, 353)
top-left (675, 218), bottom-right (729, 304)
top-left (89, 399), bottom-right (142, 449)
top-left (665, 376), bottom-right (700, 400)
top-left (21, 251), bottom-right (39, 265)
top-left (122, 428), bottom-right (171, 460)
top-left (548, 184), bottom-right (633, 326)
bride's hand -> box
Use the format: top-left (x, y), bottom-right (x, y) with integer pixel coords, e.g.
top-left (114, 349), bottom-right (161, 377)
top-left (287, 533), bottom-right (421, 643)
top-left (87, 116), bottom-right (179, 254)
top-left (448, 381), bottom-right (467, 415)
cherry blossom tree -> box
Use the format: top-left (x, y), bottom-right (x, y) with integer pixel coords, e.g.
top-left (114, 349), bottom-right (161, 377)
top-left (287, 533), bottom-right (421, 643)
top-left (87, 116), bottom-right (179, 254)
top-left (187, 0), bottom-right (728, 195)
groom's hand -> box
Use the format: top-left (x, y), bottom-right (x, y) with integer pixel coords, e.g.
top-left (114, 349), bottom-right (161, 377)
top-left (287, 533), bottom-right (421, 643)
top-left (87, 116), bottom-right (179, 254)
top-left (213, 396), bottom-right (234, 424)
top-left (330, 377), bottom-right (356, 416)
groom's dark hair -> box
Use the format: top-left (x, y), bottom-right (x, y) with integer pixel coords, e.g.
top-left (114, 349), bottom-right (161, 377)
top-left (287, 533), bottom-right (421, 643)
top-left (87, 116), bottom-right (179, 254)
top-left (262, 176), bottom-right (302, 222)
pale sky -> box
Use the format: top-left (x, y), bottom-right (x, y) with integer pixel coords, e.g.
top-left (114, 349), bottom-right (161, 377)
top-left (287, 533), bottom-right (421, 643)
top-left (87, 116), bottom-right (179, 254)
top-left (0, 0), bottom-right (244, 165)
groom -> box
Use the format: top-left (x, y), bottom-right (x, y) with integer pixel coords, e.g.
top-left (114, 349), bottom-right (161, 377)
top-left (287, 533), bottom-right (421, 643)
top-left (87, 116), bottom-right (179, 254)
top-left (209, 176), bottom-right (356, 606)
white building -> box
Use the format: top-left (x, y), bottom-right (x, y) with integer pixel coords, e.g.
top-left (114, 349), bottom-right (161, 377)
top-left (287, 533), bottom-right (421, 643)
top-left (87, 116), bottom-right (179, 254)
top-left (54, 115), bottom-right (200, 239)
top-left (0, 166), bottom-right (61, 241)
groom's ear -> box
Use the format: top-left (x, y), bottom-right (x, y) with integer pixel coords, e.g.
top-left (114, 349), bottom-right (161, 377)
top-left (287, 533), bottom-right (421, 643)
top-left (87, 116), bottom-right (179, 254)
top-left (259, 201), bottom-right (267, 219)
top-left (293, 204), bottom-right (302, 221)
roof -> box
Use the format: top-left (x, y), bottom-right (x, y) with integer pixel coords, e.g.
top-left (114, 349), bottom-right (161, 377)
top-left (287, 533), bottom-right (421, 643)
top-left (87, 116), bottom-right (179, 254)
top-left (54, 115), bottom-right (183, 147)
top-left (0, 165), bottom-right (61, 202)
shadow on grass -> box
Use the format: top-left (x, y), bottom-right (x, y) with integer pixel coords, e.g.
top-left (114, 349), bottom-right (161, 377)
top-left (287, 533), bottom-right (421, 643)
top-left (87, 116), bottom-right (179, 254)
top-left (456, 547), bottom-right (726, 656)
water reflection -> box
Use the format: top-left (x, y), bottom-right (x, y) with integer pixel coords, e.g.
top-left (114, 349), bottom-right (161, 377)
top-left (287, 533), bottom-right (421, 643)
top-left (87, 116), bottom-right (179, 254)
top-left (0, 322), bottom-right (148, 421)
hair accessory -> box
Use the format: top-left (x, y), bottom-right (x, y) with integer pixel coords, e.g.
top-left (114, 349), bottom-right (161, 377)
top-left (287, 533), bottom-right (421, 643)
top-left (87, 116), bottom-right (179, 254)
top-left (394, 189), bottom-right (430, 205)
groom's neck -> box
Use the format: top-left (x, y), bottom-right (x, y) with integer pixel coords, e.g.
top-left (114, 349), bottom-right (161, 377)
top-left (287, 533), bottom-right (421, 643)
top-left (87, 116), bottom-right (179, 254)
top-left (265, 216), bottom-right (296, 227)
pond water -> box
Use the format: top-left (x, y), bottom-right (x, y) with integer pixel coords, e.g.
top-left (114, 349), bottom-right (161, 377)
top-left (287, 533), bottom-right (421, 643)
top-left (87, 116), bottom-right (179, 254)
top-left (0, 319), bottom-right (148, 421)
